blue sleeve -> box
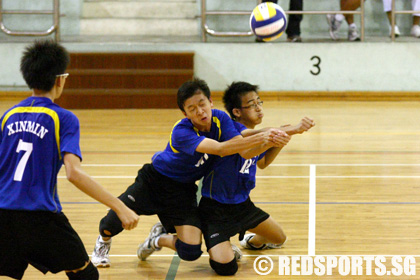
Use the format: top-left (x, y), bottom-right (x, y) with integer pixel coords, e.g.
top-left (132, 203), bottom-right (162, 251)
top-left (235, 121), bottom-right (266, 160)
top-left (0, 115), bottom-right (3, 145)
top-left (216, 110), bottom-right (241, 141)
top-left (233, 121), bottom-right (248, 134)
top-left (171, 122), bottom-right (205, 156)
top-left (60, 111), bottom-right (82, 161)
top-left (258, 151), bottom-right (267, 160)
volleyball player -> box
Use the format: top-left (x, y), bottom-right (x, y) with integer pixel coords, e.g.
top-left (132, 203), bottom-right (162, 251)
top-left (92, 78), bottom-right (286, 267)
top-left (0, 40), bottom-right (139, 280)
top-left (199, 81), bottom-right (315, 275)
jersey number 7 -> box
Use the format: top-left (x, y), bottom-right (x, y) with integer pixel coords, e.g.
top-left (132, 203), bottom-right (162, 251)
top-left (14, 139), bottom-right (33, 181)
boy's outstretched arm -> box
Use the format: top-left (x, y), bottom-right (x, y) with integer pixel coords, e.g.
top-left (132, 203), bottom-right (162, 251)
top-left (63, 153), bottom-right (139, 230)
top-left (195, 128), bottom-right (285, 159)
top-left (241, 117), bottom-right (315, 137)
top-left (257, 117), bottom-right (315, 169)
top-left (280, 117), bottom-right (315, 135)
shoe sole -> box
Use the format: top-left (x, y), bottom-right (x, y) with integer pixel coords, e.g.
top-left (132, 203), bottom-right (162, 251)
top-left (92, 261), bottom-right (110, 268)
top-left (287, 38), bottom-right (302, 42)
top-left (231, 245), bottom-right (243, 262)
top-left (329, 30), bottom-right (338, 41)
top-left (137, 245), bottom-right (153, 261)
top-left (137, 239), bottom-right (153, 261)
top-left (263, 245), bottom-right (283, 249)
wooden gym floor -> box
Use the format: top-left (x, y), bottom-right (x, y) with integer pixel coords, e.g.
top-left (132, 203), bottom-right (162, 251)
top-left (1, 97), bottom-right (420, 279)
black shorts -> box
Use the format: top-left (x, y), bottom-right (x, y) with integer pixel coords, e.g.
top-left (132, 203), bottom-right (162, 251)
top-left (199, 197), bottom-right (269, 250)
top-left (0, 209), bottom-right (89, 280)
top-left (109, 163), bottom-right (201, 234)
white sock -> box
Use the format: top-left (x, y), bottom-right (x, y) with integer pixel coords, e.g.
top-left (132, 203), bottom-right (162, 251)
top-left (99, 235), bottom-right (111, 243)
top-left (335, 14), bottom-right (344, 21)
top-left (154, 236), bottom-right (161, 249)
top-left (248, 236), bottom-right (265, 249)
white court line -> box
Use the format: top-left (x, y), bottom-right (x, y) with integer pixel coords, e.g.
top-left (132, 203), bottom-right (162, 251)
top-left (57, 175), bottom-right (420, 179)
top-left (77, 163), bottom-right (419, 259)
top-left (270, 164), bottom-right (420, 167)
top-left (308, 165), bottom-right (316, 256)
top-left (83, 164), bottom-right (142, 167)
top-left (257, 176), bottom-right (420, 178)
top-left (102, 254), bottom-right (420, 257)
top-left (81, 163), bottom-right (420, 167)
top-left (60, 176), bottom-right (137, 179)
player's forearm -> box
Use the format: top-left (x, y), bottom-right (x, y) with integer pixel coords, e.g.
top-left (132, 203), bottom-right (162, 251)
top-left (241, 127), bottom-right (270, 137)
top-left (243, 126), bottom-right (299, 137)
top-left (196, 131), bottom-right (273, 157)
top-left (258, 147), bottom-right (283, 169)
top-left (218, 132), bottom-right (268, 157)
top-left (280, 124), bottom-right (301, 135)
top-left (240, 142), bottom-right (274, 160)
top-left (243, 124), bottom-right (305, 137)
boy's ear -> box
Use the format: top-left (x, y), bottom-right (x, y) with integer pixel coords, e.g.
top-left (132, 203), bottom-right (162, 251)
top-left (56, 76), bottom-right (64, 87)
top-left (55, 77), bottom-right (61, 87)
top-left (209, 97), bottom-right (214, 107)
top-left (232, 108), bottom-right (241, 119)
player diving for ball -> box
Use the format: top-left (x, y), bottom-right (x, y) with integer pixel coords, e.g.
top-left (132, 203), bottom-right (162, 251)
top-left (198, 81), bottom-right (315, 276)
top-left (92, 78), bottom-right (288, 267)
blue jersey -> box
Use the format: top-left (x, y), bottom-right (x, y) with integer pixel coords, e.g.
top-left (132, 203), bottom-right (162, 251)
top-left (152, 109), bottom-right (240, 183)
top-left (202, 121), bottom-right (266, 204)
top-left (0, 97), bottom-right (81, 212)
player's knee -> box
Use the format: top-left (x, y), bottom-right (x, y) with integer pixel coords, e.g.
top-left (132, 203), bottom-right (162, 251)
top-left (99, 214), bottom-right (123, 238)
top-left (175, 239), bottom-right (202, 261)
top-left (66, 262), bottom-right (99, 280)
top-left (210, 259), bottom-right (238, 276)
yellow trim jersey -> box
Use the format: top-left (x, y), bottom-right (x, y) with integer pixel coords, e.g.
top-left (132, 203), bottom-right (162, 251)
top-left (152, 109), bottom-right (240, 183)
top-left (202, 121), bottom-right (267, 204)
top-left (0, 97), bottom-right (82, 212)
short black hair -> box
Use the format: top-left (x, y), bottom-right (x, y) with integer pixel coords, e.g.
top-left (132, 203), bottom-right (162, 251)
top-left (177, 78), bottom-right (211, 111)
top-left (223, 81), bottom-right (259, 119)
top-left (20, 39), bottom-right (70, 92)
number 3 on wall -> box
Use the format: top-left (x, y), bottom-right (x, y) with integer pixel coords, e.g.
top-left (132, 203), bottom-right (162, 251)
top-left (14, 139), bottom-right (33, 181)
top-left (310, 56), bottom-right (321, 76)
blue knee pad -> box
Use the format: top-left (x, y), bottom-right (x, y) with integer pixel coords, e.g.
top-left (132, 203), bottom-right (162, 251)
top-left (66, 262), bottom-right (99, 280)
top-left (210, 259), bottom-right (238, 276)
top-left (175, 239), bottom-right (202, 261)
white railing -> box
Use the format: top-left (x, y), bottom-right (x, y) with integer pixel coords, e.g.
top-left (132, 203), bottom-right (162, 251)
top-left (200, 0), bottom-right (365, 42)
top-left (201, 0), bottom-right (420, 42)
top-left (390, 0), bottom-right (420, 41)
top-left (0, 0), bottom-right (60, 41)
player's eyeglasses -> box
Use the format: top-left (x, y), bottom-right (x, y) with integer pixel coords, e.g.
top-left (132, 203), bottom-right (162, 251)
top-left (56, 73), bottom-right (69, 78)
top-left (241, 101), bottom-right (263, 110)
